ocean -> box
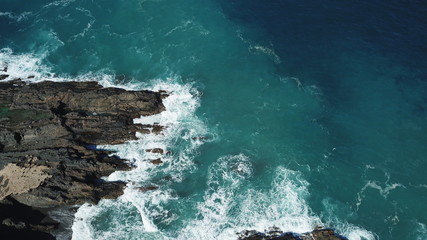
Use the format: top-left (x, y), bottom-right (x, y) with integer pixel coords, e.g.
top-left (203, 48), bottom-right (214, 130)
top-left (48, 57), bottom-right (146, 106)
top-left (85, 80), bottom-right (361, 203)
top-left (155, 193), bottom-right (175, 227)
top-left (1, 0), bottom-right (426, 239)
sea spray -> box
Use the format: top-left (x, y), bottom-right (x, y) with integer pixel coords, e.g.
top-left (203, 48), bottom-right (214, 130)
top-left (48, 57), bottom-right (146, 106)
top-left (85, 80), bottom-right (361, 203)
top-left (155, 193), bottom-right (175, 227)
top-left (176, 162), bottom-right (320, 240)
top-left (175, 162), bottom-right (376, 240)
top-left (0, 48), bottom-right (58, 81)
top-left (177, 154), bottom-right (253, 239)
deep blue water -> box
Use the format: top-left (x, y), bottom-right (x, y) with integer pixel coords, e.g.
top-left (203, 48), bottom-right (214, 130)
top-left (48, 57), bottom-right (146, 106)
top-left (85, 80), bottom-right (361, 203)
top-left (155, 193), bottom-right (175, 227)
top-left (1, 1), bottom-right (427, 239)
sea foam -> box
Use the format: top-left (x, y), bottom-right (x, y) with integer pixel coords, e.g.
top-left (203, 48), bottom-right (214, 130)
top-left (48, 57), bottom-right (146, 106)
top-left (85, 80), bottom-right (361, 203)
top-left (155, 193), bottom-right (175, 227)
top-left (176, 161), bottom-right (321, 240)
top-left (0, 48), bottom-right (59, 82)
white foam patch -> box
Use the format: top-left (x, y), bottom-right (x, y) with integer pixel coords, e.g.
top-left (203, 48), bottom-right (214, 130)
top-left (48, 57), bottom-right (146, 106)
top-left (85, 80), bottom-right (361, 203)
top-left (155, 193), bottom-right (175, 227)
top-left (356, 172), bottom-right (405, 211)
top-left (69, 7), bottom-right (96, 41)
top-left (177, 154), bottom-right (253, 239)
top-left (235, 167), bottom-right (320, 233)
top-left (341, 225), bottom-right (377, 240)
top-left (176, 160), bottom-right (321, 240)
top-left (248, 45), bottom-right (281, 64)
top-left (321, 199), bottom-right (377, 240)
top-left (362, 181), bottom-right (404, 198)
top-left (164, 20), bottom-right (193, 37)
top-left (0, 48), bottom-right (61, 82)
top-left (177, 160), bottom-right (378, 240)
top-left (43, 0), bottom-right (77, 8)
top-left (72, 203), bottom-right (103, 240)
top-left (0, 11), bottom-right (31, 21)
top-left (0, 48), bottom-right (146, 90)
top-left (414, 221), bottom-right (427, 240)
top-left (72, 199), bottom-right (165, 240)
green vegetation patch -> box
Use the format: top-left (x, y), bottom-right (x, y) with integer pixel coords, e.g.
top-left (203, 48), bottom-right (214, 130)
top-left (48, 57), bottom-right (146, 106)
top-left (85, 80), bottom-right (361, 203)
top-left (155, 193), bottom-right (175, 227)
top-left (0, 107), bottom-right (9, 117)
top-left (0, 108), bottom-right (52, 124)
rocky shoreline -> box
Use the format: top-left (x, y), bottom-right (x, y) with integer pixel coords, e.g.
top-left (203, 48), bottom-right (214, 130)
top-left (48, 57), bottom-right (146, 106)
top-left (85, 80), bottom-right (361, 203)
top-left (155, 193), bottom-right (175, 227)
top-left (0, 79), bottom-right (166, 239)
top-left (0, 77), bottom-right (347, 240)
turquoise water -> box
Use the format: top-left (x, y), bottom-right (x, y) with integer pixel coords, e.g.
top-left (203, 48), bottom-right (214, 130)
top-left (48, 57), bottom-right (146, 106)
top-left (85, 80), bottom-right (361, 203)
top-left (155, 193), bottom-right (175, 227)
top-left (1, 0), bottom-right (427, 239)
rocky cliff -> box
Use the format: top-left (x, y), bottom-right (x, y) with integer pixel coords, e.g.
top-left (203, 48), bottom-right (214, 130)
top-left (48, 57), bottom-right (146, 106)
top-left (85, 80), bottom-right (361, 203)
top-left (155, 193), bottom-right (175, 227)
top-left (0, 79), bottom-right (166, 239)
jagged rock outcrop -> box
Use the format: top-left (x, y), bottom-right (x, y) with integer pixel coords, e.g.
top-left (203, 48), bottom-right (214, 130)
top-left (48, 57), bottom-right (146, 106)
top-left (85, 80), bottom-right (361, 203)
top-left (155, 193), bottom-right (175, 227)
top-left (0, 79), bottom-right (166, 239)
top-left (238, 227), bottom-right (348, 240)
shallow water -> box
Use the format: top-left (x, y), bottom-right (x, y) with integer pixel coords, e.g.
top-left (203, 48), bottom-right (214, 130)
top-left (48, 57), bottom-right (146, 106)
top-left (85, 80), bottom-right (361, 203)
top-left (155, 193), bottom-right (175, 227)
top-left (1, 0), bottom-right (426, 239)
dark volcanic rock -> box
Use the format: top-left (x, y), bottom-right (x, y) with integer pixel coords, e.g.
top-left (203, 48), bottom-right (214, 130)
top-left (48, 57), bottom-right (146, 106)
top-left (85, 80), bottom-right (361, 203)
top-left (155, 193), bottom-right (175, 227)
top-left (145, 148), bottom-right (164, 154)
top-left (149, 158), bottom-right (164, 165)
top-left (237, 227), bottom-right (348, 240)
top-left (0, 80), bottom-right (165, 239)
top-left (136, 186), bottom-right (159, 192)
top-left (0, 197), bottom-right (57, 240)
top-left (0, 74), bottom-right (8, 80)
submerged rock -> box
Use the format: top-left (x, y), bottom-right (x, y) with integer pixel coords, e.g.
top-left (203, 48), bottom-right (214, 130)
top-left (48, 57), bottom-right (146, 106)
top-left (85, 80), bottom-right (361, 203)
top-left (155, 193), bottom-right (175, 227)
top-left (0, 79), bottom-right (165, 239)
top-left (145, 148), bottom-right (165, 154)
top-left (149, 158), bottom-right (164, 165)
top-left (136, 186), bottom-right (159, 192)
top-left (0, 74), bottom-right (8, 80)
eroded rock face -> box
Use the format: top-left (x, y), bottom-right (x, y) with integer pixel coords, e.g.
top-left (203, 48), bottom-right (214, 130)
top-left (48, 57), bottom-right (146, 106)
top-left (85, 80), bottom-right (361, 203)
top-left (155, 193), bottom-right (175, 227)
top-left (0, 79), bottom-right (165, 238)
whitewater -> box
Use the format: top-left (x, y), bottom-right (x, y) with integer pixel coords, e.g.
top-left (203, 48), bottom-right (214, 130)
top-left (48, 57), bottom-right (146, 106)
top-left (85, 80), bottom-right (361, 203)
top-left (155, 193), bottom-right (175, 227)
top-left (1, 0), bottom-right (427, 239)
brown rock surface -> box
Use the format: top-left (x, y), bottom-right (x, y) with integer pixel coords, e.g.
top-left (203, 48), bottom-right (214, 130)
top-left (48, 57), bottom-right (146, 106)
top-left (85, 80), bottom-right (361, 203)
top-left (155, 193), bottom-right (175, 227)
top-left (0, 163), bottom-right (50, 200)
